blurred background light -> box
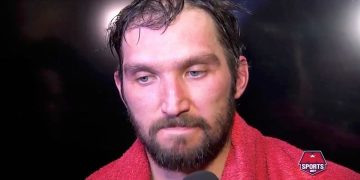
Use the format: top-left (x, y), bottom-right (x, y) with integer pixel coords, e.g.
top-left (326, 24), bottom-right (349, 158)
top-left (88, 0), bottom-right (132, 73)
top-left (96, 1), bottom-right (131, 46)
top-left (356, 8), bottom-right (360, 40)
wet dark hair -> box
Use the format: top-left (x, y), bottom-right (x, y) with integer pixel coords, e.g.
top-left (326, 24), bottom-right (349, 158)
top-left (108, 0), bottom-right (247, 81)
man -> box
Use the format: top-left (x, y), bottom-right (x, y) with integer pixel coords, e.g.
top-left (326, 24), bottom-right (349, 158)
top-left (87, 0), bottom-right (359, 179)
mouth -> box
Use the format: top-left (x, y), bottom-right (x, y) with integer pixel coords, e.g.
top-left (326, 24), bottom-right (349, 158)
top-left (154, 127), bottom-right (204, 148)
top-left (158, 127), bottom-right (200, 136)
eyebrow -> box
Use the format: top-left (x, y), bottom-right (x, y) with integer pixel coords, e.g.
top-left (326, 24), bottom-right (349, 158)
top-left (182, 53), bottom-right (221, 68)
top-left (123, 53), bottom-right (221, 75)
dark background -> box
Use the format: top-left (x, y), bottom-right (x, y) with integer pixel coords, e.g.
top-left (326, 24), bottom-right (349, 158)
top-left (5, 0), bottom-right (360, 179)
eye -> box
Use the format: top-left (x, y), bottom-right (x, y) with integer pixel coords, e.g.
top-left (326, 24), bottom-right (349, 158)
top-left (189, 71), bottom-right (201, 76)
top-left (138, 76), bottom-right (149, 83)
top-left (136, 74), bottom-right (155, 85)
top-left (187, 70), bottom-right (206, 78)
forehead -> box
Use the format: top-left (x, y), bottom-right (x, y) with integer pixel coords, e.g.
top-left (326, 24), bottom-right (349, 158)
top-left (121, 7), bottom-right (225, 64)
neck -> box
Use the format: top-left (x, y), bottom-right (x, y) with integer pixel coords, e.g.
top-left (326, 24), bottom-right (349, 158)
top-left (147, 138), bottom-right (231, 180)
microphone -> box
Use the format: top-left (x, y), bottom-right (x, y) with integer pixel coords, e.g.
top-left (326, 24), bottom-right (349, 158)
top-left (183, 170), bottom-right (219, 180)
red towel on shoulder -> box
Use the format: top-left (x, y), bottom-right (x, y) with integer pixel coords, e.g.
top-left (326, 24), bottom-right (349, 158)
top-left (87, 113), bottom-right (360, 179)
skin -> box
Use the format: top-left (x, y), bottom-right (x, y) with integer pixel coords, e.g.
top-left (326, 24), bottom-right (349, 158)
top-left (114, 6), bottom-right (249, 180)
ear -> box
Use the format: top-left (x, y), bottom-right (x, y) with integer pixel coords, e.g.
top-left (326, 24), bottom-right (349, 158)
top-left (234, 56), bottom-right (249, 99)
top-left (114, 71), bottom-right (128, 107)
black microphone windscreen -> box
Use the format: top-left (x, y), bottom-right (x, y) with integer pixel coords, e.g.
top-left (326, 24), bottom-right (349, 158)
top-left (183, 170), bottom-right (219, 180)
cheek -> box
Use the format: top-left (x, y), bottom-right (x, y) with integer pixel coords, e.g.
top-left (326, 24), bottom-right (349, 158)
top-left (123, 84), bottom-right (161, 130)
top-left (190, 72), bottom-right (232, 116)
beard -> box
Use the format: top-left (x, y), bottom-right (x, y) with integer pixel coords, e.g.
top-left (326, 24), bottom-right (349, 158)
top-left (127, 96), bottom-right (235, 173)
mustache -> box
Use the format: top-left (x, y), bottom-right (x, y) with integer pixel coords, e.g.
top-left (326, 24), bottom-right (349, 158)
top-left (149, 115), bottom-right (210, 136)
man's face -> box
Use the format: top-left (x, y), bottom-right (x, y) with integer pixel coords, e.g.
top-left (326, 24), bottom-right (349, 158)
top-left (116, 8), bottom-right (246, 172)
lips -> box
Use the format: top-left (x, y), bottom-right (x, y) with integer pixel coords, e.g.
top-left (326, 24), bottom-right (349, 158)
top-left (160, 127), bottom-right (197, 132)
top-left (158, 127), bottom-right (200, 136)
top-left (148, 115), bottom-right (209, 137)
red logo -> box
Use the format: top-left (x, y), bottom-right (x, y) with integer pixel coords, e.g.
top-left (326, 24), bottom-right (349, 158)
top-left (299, 150), bottom-right (327, 175)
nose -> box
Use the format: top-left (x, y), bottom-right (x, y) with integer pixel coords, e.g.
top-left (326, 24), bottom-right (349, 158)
top-left (161, 77), bottom-right (190, 117)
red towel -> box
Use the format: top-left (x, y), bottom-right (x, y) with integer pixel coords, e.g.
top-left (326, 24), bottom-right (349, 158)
top-left (87, 113), bottom-right (360, 179)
